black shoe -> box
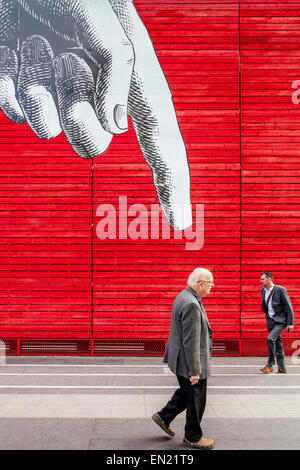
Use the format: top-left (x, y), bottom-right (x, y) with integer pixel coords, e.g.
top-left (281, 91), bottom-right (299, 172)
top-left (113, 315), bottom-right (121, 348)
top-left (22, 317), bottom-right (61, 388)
top-left (152, 413), bottom-right (175, 437)
top-left (183, 436), bottom-right (214, 450)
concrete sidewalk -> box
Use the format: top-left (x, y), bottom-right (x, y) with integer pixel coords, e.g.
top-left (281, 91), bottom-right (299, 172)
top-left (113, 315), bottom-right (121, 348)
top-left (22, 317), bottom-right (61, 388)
top-left (0, 356), bottom-right (299, 449)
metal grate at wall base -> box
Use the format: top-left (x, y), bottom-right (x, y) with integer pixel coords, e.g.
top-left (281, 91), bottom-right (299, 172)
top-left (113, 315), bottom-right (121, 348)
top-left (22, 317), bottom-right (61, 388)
top-left (0, 339), bottom-right (241, 356)
top-left (212, 340), bottom-right (240, 356)
top-left (0, 339), bottom-right (18, 355)
top-left (93, 340), bottom-right (165, 356)
top-left (20, 340), bottom-right (91, 355)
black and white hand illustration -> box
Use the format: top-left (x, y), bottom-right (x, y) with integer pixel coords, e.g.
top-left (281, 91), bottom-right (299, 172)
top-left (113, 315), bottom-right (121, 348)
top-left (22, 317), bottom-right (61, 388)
top-left (0, 0), bottom-right (192, 230)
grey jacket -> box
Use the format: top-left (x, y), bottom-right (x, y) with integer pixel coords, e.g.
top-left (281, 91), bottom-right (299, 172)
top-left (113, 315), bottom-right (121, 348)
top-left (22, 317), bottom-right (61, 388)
top-left (163, 286), bottom-right (213, 380)
top-left (261, 284), bottom-right (294, 326)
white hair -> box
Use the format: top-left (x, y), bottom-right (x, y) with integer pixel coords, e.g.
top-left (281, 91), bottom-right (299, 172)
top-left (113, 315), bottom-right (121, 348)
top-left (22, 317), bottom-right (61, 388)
top-left (187, 268), bottom-right (212, 287)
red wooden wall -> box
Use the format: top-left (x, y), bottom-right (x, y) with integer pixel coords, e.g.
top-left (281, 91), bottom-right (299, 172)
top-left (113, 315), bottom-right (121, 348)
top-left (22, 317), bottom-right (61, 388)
top-left (240, 0), bottom-right (300, 354)
top-left (0, 0), bottom-right (299, 355)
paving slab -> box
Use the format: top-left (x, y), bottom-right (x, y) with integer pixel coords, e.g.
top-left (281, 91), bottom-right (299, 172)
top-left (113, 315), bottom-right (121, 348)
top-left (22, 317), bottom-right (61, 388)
top-left (0, 418), bottom-right (94, 450)
top-left (89, 417), bottom-right (300, 450)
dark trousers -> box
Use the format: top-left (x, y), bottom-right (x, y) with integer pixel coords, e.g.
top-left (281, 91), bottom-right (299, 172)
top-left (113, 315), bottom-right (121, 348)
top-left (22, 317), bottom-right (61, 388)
top-left (158, 375), bottom-right (207, 442)
top-left (266, 317), bottom-right (286, 372)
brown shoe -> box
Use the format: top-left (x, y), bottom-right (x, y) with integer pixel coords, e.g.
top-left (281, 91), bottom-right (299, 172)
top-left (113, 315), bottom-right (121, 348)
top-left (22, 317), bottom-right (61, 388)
top-left (183, 436), bottom-right (214, 450)
top-left (152, 413), bottom-right (175, 437)
top-left (260, 366), bottom-right (274, 374)
top-left (276, 370), bottom-right (287, 374)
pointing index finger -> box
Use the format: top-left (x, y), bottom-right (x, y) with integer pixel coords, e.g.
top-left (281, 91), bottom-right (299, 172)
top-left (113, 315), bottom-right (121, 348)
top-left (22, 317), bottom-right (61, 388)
top-left (110, 0), bottom-right (192, 230)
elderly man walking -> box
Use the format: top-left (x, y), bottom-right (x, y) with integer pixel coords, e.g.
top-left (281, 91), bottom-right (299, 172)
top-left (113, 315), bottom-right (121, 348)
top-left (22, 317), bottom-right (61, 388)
top-left (152, 267), bottom-right (215, 450)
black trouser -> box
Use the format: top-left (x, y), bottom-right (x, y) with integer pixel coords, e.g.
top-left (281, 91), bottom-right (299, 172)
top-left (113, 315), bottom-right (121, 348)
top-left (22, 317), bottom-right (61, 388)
top-left (266, 317), bottom-right (286, 372)
top-left (158, 375), bottom-right (207, 442)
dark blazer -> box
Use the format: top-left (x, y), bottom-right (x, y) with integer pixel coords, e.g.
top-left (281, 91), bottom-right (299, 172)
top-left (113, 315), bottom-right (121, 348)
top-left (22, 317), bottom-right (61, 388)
top-left (261, 284), bottom-right (294, 326)
top-left (163, 286), bottom-right (213, 380)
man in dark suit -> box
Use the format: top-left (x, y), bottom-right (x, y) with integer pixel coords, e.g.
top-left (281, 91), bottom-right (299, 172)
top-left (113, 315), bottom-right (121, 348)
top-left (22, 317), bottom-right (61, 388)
top-left (152, 267), bottom-right (215, 450)
top-left (260, 271), bottom-right (295, 374)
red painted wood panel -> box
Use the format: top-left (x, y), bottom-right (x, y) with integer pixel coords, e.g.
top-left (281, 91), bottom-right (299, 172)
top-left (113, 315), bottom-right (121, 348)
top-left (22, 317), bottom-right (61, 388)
top-left (0, 0), bottom-right (298, 351)
top-left (0, 114), bottom-right (93, 338)
top-left (241, 1), bottom-right (300, 339)
top-left (93, 1), bottom-right (240, 340)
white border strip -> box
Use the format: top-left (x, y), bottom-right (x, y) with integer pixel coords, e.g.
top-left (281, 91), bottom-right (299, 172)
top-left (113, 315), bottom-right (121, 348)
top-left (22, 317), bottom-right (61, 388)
top-left (0, 385), bottom-right (299, 389)
top-left (0, 373), bottom-right (300, 376)
top-left (2, 364), bottom-right (300, 368)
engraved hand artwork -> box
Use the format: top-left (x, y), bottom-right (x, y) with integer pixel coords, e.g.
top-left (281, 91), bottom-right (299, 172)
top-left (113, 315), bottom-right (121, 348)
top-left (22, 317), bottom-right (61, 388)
top-left (0, 0), bottom-right (192, 230)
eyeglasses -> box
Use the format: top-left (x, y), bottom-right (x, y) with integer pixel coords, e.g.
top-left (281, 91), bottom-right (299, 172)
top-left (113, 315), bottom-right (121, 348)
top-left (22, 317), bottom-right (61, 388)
top-left (197, 280), bottom-right (214, 285)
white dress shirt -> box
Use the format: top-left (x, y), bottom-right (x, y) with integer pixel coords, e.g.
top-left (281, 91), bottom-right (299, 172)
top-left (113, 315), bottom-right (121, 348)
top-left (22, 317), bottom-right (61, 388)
top-left (264, 284), bottom-right (275, 318)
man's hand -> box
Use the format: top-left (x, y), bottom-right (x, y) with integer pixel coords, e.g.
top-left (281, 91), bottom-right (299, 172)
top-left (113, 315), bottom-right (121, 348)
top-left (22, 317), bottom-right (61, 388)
top-left (287, 325), bottom-right (294, 332)
top-left (190, 375), bottom-right (200, 386)
top-left (0, 0), bottom-right (192, 230)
